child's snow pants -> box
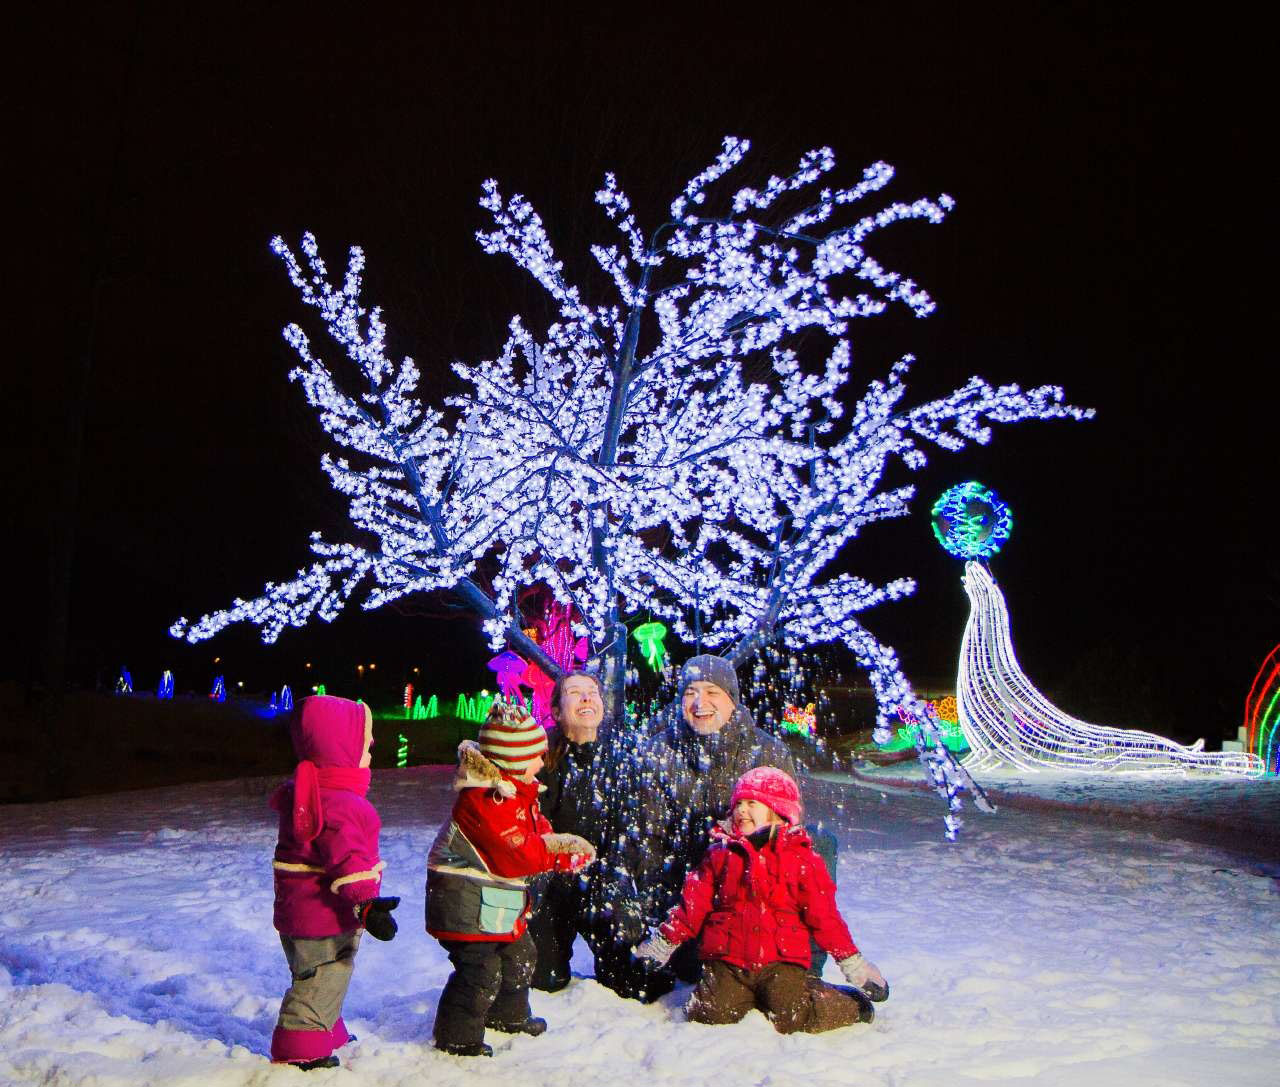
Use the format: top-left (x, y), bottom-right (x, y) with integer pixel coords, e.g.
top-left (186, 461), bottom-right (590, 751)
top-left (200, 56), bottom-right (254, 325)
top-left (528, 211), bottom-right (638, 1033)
top-left (434, 931), bottom-right (537, 1048)
top-left (686, 960), bottom-right (870, 1034)
top-left (271, 931), bottom-right (361, 1062)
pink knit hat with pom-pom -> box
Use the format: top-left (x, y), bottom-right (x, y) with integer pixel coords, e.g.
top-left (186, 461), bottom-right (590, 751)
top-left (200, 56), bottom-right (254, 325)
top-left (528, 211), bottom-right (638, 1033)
top-left (730, 766), bottom-right (803, 825)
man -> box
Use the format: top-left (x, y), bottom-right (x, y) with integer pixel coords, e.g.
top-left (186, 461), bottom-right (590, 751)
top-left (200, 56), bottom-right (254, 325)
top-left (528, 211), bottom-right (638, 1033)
top-left (625, 654), bottom-right (822, 993)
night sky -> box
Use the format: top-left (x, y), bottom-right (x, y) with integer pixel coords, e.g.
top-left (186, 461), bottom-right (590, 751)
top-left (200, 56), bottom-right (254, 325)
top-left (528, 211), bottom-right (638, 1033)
top-left (17, 6), bottom-right (1275, 744)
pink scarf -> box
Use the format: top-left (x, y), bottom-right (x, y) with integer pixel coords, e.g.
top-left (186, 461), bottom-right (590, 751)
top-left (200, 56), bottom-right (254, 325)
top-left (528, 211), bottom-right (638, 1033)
top-left (271, 763), bottom-right (371, 843)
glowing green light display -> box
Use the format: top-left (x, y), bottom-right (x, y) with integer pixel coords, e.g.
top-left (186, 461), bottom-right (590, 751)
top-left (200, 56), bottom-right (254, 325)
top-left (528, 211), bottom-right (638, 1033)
top-left (632, 621), bottom-right (670, 671)
top-left (932, 481), bottom-right (1012, 561)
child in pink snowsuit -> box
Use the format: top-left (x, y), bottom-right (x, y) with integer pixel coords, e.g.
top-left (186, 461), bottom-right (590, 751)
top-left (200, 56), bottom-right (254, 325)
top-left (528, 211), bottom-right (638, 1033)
top-left (269, 695), bottom-right (399, 1070)
top-left (635, 766), bottom-right (887, 1033)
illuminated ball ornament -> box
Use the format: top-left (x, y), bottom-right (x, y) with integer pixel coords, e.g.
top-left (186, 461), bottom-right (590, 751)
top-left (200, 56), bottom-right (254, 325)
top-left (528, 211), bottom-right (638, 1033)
top-left (932, 482), bottom-right (1012, 560)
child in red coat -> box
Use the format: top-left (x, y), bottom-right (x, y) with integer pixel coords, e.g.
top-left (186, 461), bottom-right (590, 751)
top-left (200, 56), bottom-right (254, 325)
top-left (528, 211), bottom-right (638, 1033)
top-left (427, 701), bottom-right (596, 1057)
top-left (635, 766), bottom-right (886, 1033)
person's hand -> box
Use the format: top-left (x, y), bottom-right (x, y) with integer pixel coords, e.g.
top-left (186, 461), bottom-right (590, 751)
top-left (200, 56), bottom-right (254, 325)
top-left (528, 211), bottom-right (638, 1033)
top-left (838, 952), bottom-right (886, 994)
top-left (543, 833), bottom-right (597, 872)
top-left (356, 896), bottom-right (400, 941)
top-left (633, 930), bottom-right (677, 967)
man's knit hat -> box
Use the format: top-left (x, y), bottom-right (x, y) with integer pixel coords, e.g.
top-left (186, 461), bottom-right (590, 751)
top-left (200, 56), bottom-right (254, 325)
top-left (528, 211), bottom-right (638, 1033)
top-left (477, 700), bottom-right (549, 772)
top-left (678, 654), bottom-right (740, 705)
top-left (730, 766), bottom-right (803, 825)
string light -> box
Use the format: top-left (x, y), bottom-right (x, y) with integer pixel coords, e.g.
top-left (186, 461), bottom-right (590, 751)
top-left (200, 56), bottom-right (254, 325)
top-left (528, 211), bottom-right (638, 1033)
top-left (156, 670), bottom-right (174, 699)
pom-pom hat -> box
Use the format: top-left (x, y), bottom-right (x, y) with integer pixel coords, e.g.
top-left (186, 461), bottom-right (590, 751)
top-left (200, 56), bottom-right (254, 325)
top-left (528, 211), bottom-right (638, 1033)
top-left (679, 654), bottom-right (740, 705)
top-left (730, 766), bottom-right (803, 825)
top-left (477, 700), bottom-right (549, 772)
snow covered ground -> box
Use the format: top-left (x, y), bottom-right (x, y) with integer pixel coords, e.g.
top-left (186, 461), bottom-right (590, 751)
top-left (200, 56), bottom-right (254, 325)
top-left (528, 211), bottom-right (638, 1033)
top-left (2, 765), bottom-right (1277, 1087)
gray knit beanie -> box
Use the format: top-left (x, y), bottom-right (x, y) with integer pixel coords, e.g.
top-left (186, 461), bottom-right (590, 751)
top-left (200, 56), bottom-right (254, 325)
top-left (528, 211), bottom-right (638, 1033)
top-left (678, 654), bottom-right (740, 705)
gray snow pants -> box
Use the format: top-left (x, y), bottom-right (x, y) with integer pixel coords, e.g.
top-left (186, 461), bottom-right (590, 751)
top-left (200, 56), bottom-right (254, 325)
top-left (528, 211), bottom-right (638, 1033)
top-left (277, 931), bottom-right (362, 1033)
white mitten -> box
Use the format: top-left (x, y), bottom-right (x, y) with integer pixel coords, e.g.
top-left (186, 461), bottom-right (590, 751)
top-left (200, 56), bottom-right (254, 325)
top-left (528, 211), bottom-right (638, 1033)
top-left (838, 952), bottom-right (886, 990)
top-left (633, 930), bottom-right (678, 967)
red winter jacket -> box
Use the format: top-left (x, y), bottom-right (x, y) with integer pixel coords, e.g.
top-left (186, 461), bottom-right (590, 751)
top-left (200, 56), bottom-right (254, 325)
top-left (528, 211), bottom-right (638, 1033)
top-left (427, 742), bottom-right (592, 942)
top-left (659, 823), bottom-right (858, 971)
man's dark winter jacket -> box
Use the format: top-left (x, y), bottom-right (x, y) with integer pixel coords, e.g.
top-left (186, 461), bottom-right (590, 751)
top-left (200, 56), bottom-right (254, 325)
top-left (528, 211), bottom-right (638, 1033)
top-left (629, 704), bottom-right (798, 922)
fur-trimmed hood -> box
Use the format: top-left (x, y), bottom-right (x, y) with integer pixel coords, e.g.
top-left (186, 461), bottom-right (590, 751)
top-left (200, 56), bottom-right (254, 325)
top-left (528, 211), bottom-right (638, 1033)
top-left (453, 739), bottom-right (546, 798)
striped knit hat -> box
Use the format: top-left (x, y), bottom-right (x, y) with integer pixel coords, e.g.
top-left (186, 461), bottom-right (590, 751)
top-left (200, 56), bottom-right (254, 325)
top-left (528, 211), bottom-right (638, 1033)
top-left (477, 700), bottom-right (549, 772)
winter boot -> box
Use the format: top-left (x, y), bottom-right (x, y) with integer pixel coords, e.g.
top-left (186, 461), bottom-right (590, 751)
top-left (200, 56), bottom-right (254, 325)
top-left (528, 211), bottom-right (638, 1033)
top-left (831, 984), bottom-right (876, 1023)
top-left (283, 1055), bottom-right (340, 1071)
top-left (435, 1041), bottom-right (493, 1058)
top-left (485, 1015), bottom-right (547, 1036)
top-left (861, 979), bottom-right (890, 1003)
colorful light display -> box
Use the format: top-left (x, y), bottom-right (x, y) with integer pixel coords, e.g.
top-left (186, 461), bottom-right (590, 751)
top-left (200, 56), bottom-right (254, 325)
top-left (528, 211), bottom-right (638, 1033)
top-left (932, 482), bottom-right (1012, 561)
top-left (1244, 644), bottom-right (1280, 775)
top-left (280, 685), bottom-right (293, 711)
top-left (403, 683), bottom-right (414, 716)
top-left (115, 668), bottom-right (133, 695)
top-left (632, 621), bottom-right (669, 672)
top-left (487, 650), bottom-right (528, 700)
top-left (157, 670), bottom-right (174, 699)
top-left (954, 559), bottom-right (1262, 776)
top-left (781, 702), bottom-right (817, 737)
top-left (396, 733), bottom-right (409, 768)
top-left (210, 675), bottom-right (226, 702)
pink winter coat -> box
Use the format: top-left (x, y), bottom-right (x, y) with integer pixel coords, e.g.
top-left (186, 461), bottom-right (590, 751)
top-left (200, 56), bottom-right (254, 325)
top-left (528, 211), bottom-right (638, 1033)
top-left (271, 697), bottom-right (384, 939)
top-left (659, 823), bottom-right (858, 972)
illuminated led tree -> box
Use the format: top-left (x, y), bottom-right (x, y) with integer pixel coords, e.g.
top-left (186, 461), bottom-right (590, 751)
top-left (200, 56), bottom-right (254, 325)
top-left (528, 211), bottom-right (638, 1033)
top-left (172, 138), bottom-right (1091, 811)
top-left (935, 483), bottom-right (1264, 776)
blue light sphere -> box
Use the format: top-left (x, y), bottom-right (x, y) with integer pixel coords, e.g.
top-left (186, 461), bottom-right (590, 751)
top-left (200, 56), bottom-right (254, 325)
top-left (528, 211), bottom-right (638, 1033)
top-left (931, 481), bottom-right (1012, 560)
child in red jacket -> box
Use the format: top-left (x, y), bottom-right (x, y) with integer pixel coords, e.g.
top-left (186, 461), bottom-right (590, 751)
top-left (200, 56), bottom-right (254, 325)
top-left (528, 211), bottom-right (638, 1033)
top-left (635, 766), bottom-right (886, 1033)
top-left (427, 701), bottom-right (595, 1057)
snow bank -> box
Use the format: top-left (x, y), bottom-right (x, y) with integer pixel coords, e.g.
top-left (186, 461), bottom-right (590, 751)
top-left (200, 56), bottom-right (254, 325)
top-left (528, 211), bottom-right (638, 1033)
top-left (1, 767), bottom-right (1277, 1086)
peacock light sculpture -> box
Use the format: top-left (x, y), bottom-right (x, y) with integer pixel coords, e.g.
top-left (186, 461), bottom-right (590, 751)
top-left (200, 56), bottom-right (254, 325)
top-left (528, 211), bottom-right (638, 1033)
top-left (934, 482), bottom-right (1263, 776)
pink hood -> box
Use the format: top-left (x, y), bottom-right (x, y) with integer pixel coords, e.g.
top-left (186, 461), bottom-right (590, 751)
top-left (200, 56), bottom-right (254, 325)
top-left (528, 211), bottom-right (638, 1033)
top-left (290, 695), bottom-right (367, 767)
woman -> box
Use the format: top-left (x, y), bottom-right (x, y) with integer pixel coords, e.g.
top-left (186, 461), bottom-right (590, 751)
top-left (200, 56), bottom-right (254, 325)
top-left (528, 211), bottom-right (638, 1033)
top-left (529, 671), bottom-right (646, 994)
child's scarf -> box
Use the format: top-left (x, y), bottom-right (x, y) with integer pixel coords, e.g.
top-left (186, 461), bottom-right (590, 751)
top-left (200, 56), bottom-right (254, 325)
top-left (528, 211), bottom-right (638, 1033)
top-left (272, 763), bottom-right (371, 843)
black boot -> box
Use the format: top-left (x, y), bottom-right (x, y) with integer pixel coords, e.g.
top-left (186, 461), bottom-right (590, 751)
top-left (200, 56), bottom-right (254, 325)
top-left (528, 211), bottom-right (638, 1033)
top-left (832, 985), bottom-right (876, 1023)
top-left (484, 1016), bottom-right (547, 1036)
top-left (435, 1041), bottom-right (493, 1058)
top-left (285, 1055), bottom-right (340, 1071)
top-left (532, 969), bottom-right (569, 993)
top-left (861, 979), bottom-right (890, 1003)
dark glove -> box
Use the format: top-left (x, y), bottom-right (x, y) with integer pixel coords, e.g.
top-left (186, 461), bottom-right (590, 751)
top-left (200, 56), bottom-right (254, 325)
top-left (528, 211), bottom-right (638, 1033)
top-left (355, 896), bottom-right (400, 941)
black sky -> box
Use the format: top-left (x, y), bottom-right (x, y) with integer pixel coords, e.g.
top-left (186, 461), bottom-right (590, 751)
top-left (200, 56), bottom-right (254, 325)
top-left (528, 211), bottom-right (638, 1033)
top-left (15, 4), bottom-right (1276, 742)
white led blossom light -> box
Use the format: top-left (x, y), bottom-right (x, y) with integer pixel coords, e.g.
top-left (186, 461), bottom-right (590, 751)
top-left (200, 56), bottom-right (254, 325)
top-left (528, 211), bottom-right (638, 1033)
top-left (957, 562), bottom-right (1263, 776)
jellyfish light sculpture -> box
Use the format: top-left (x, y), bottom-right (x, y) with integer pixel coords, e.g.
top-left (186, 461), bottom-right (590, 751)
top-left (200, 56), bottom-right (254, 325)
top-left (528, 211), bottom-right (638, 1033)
top-left (934, 482), bottom-right (1262, 777)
